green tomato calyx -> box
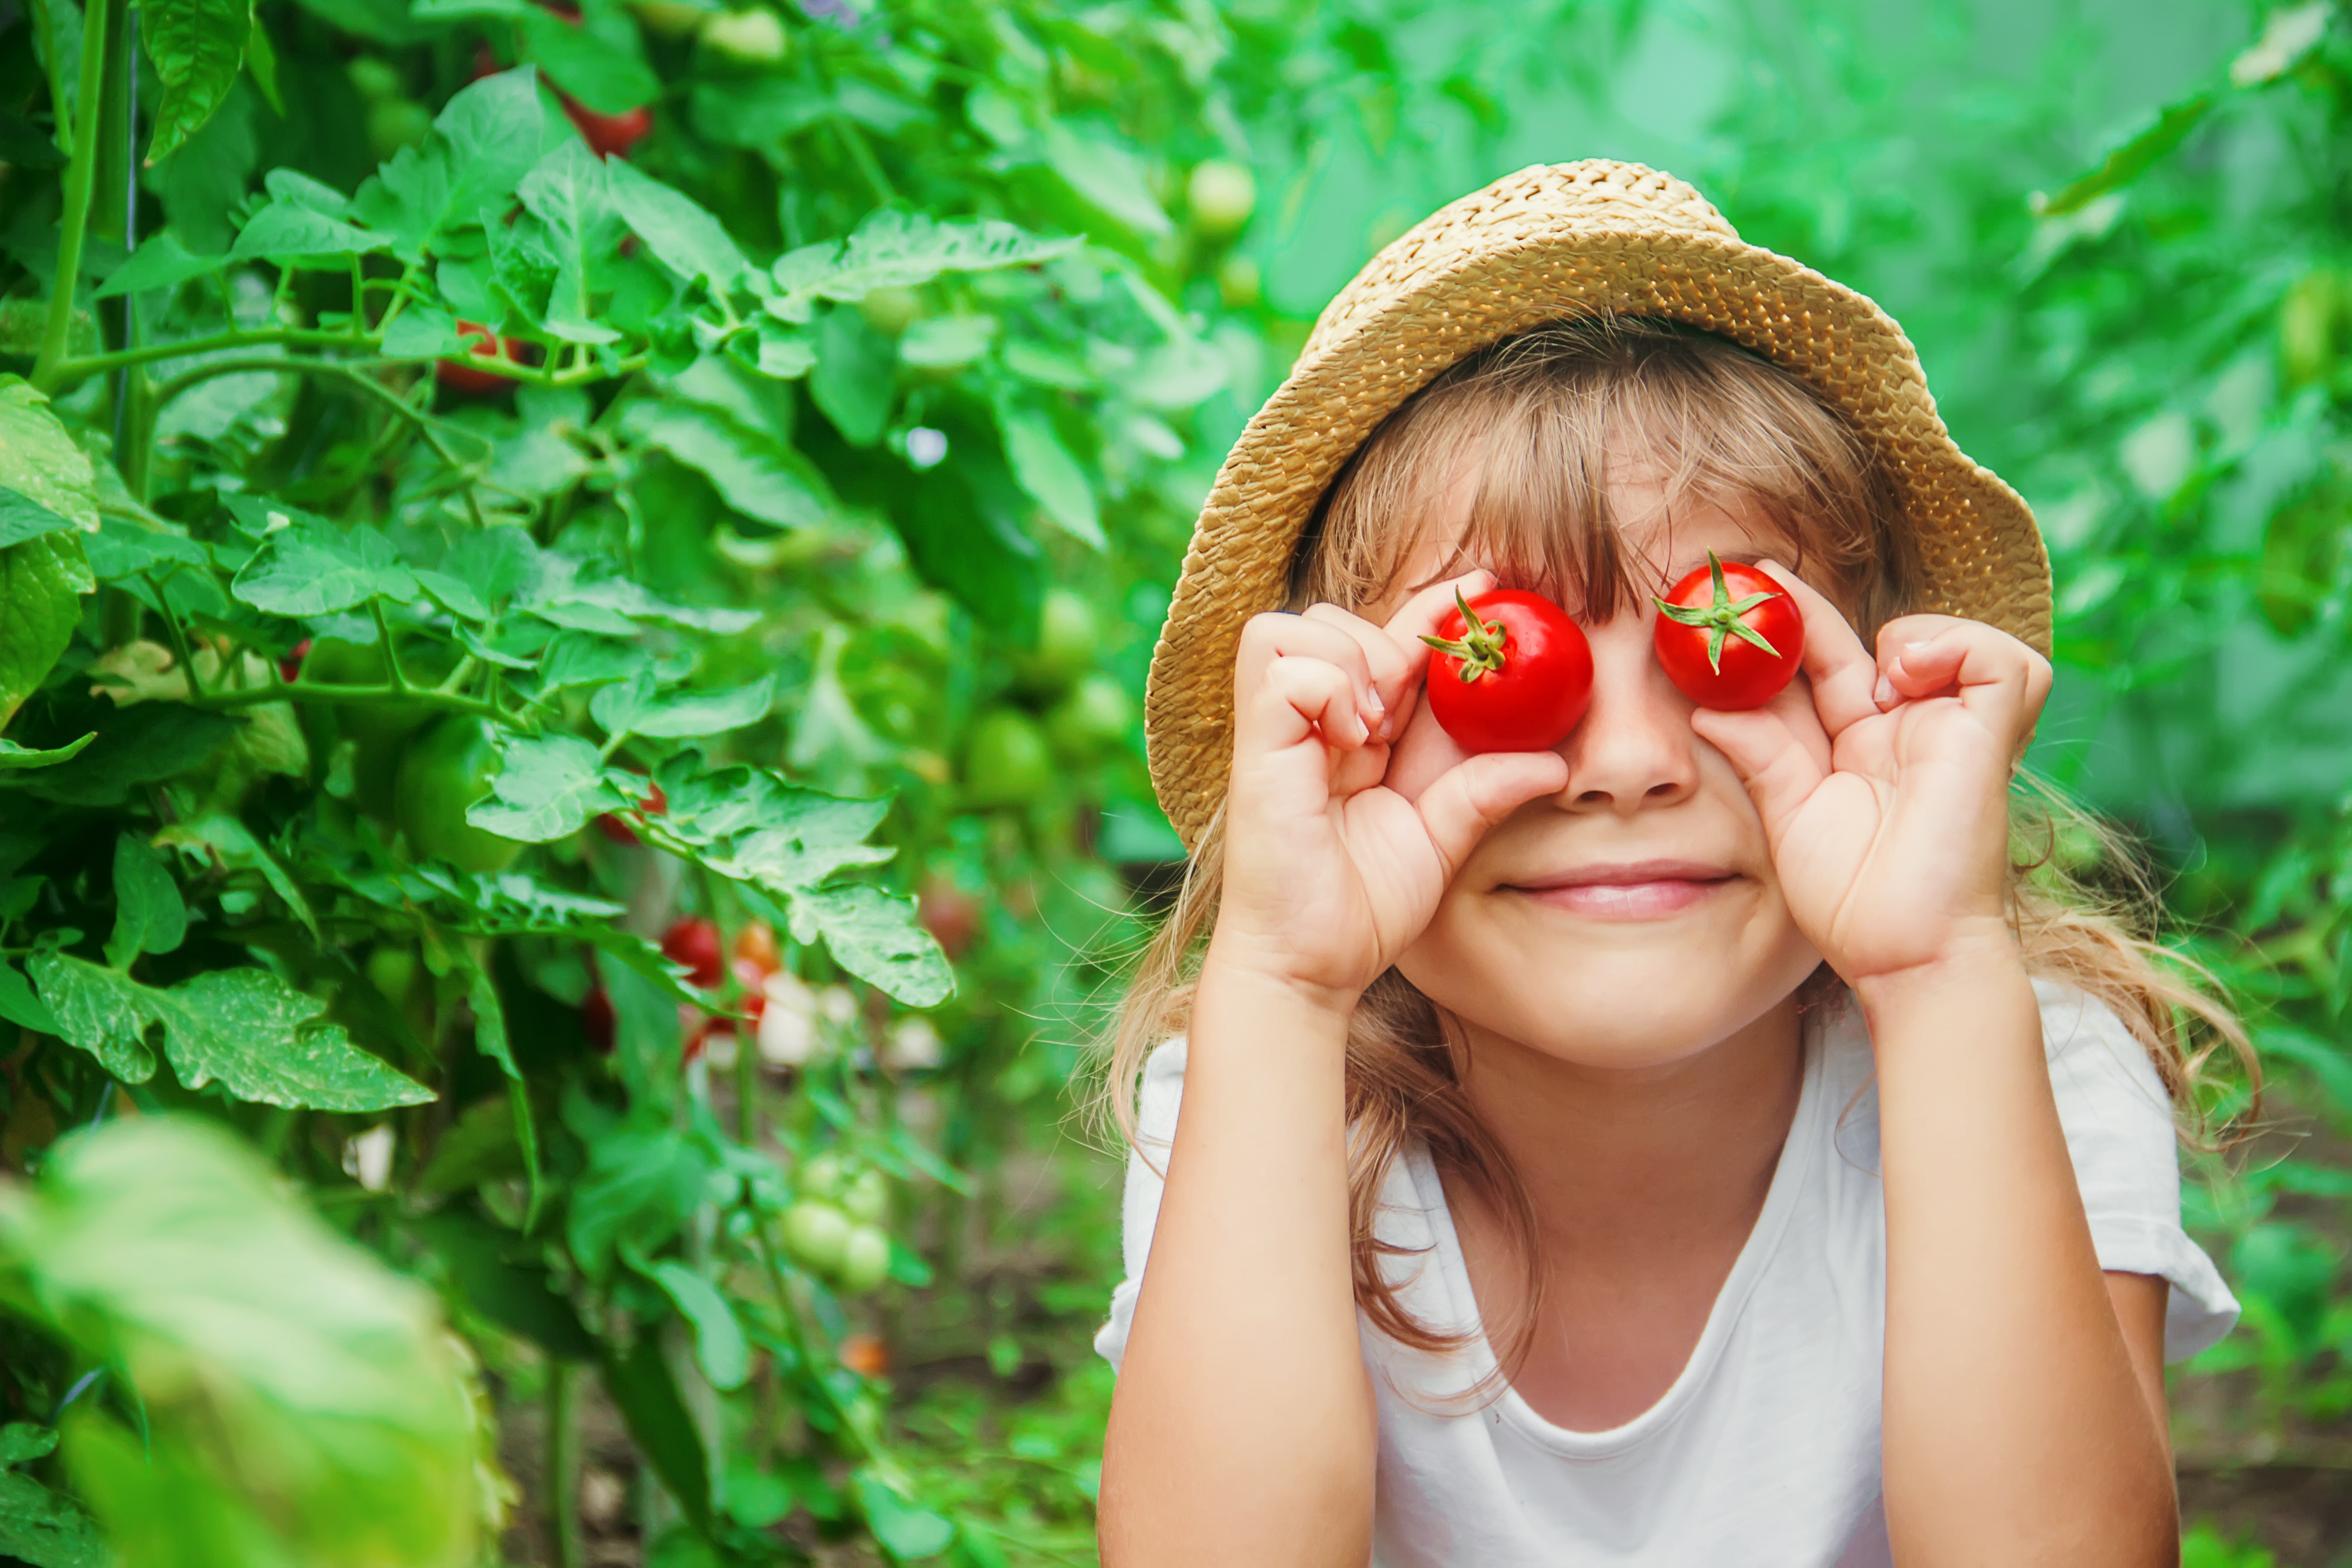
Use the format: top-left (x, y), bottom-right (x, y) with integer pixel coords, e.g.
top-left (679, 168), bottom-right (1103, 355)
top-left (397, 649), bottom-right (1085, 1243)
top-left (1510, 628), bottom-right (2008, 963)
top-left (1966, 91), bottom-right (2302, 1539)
top-left (1653, 551), bottom-right (1785, 674)
top-left (1421, 590), bottom-right (1511, 681)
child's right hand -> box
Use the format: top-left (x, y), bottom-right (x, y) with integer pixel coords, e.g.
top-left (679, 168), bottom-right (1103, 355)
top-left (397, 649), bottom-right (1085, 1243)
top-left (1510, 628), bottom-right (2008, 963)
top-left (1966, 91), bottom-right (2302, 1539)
top-left (1213, 571), bottom-right (1573, 1007)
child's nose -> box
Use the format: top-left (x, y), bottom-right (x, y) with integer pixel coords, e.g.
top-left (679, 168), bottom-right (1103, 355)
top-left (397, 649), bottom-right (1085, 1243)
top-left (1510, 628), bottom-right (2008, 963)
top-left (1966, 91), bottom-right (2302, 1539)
top-left (1550, 613), bottom-right (1700, 814)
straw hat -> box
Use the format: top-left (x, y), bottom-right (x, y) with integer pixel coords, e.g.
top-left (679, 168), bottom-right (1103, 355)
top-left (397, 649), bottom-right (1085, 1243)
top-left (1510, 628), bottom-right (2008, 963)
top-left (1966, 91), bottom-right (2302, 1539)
top-left (1143, 159), bottom-right (2049, 850)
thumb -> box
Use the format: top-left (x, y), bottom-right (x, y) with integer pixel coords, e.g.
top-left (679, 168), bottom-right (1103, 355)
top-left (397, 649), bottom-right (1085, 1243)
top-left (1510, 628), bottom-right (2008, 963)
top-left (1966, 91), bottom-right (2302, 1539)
top-left (1412, 751), bottom-right (1570, 880)
top-left (1688, 707), bottom-right (1824, 838)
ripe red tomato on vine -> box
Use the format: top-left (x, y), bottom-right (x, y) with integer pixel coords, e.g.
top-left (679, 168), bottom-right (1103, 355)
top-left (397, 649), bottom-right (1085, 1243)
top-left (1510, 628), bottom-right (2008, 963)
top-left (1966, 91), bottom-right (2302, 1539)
top-left (435, 321), bottom-right (523, 396)
top-left (661, 916), bottom-right (725, 989)
top-left (1651, 553), bottom-right (1805, 710)
top-left (1419, 588), bottom-right (1593, 753)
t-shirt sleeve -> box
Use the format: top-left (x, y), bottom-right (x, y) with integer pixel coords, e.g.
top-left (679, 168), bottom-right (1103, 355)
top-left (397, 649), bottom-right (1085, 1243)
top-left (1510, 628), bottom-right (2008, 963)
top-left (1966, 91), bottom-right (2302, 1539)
top-left (2035, 980), bottom-right (2238, 1362)
top-left (1093, 1037), bottom-right (1189, 1372)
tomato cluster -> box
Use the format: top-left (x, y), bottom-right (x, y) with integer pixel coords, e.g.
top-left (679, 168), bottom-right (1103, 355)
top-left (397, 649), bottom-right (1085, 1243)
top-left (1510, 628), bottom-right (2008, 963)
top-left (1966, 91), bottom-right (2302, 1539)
top-left (959, 588), bottom-right (1134, 813)
top-left (1416, 561), bottom-right (1804, 754)
top-left (779, 1152), bottom-right (893, 1296)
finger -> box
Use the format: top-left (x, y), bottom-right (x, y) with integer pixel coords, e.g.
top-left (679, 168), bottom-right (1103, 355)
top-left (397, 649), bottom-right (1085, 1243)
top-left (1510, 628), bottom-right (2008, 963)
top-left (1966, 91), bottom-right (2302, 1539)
top-left (1875, 617), bottom-right (2053, 750)
top-left (1303, 602), bottom-right (1414, 741)
top-left (1689, 705), bottom-right (1832, 846)
top-left (1234, 611), bottom-right (1385, 738)
top-left (1750, 561), bottom-right (1880, 737)
top-left (1379, 569), bottom-right (1499, 679)
top-left (1410, 750), bottom-right (1571, 881)
top-left (1259, 655), bottom-right (1375, 751)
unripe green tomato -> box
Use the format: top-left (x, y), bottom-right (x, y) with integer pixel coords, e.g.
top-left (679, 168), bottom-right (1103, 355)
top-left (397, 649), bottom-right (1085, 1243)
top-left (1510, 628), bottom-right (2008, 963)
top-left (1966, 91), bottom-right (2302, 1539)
top-left (348, 57), bottom-right (404, 103)
top-left (630, 0), bottom-right (708, 36)
top-left (800, 1151), bottom-right (847, 1197)
top-left (961, 710), bottom-right (1053, 808)
top-left (858, 286), bottom-right (922, 337)
top-left (1187, 159), bottom-right (1257, 234)
top-left (2281, 270), bottom-right (2339, 388)
top-left (783, 1199), bottom-right (853, 1274)
top-left (394, 716), bottom-right (520, 874)
top-left (299, 636), bottom-right (456, 750)
top-left (364, 943), bottom-right (417, 1004)
top-left (699, 6), bottom-right (789, 66)
top-left (1219, 253), bottom-right (1262, 309)
top-left (1014, 588), bottom-right (1098, 696)
top-left (1045, 672), bottom-right (1133, 760)
top-left (838, 1225), bottom-right (891, 1294)
top-left (842, 1167), bottom-right (889, 1226)
top-left (368, 98), bottom-right (436, 163)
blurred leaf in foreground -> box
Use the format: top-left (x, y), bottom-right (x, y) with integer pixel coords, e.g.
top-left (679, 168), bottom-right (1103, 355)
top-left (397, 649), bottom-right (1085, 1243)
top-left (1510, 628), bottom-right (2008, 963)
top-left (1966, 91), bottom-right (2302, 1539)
top-left (0, 1117), bottom-right (486, 1568)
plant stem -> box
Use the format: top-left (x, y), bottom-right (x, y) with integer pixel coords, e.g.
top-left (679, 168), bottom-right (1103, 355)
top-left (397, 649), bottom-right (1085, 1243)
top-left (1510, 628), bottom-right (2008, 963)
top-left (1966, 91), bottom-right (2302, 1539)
top-left (52, 326), bottom-right (377, 386)
top-left (545, 1360), bottom-right (587, 1568)
top-left (33, 0), bottom-right (116, 390)
top-left (29, 0), bottom-right (69, 160)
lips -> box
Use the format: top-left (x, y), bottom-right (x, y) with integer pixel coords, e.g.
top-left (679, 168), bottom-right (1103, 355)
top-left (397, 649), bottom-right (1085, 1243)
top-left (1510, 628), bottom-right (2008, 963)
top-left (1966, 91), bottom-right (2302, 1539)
top-left (1506, 858), bottom-right (1736, 920)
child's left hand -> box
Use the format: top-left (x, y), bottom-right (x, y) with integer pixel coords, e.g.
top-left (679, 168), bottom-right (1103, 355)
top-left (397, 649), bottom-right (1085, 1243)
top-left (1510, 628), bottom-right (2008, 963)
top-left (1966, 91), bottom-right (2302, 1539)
top-left (1688, 563), bottom-right (2053, 985)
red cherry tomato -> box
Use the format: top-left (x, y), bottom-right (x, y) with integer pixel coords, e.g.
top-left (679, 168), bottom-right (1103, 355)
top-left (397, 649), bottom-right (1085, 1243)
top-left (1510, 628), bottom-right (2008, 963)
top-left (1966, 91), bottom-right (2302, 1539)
top-left (1418, 589), bottom-right (1593, 753)
top-left (593, 777), bottom-right (668, 845)
top-left (917, 878), bottom-right (979, 960)
top-left (662, 916), bottom-right (725, 989)
top-left (582, 985), bottom-right (616, 1052)
top-left (1651, 554), bottom-right (1805, 711)
top-left (435, 321), bottom-right (521, 396)
top-left (279, 638), bottom-right (311, 684)
top-left (733, 919), bottom-right (779, 975)
top-left (564, 97), bottom-right (652, 157)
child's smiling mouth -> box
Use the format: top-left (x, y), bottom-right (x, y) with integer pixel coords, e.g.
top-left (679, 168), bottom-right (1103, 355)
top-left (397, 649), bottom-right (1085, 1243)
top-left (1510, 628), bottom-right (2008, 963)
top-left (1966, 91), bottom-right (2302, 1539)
top-left (1505, 859), bottom-right (1738, 920)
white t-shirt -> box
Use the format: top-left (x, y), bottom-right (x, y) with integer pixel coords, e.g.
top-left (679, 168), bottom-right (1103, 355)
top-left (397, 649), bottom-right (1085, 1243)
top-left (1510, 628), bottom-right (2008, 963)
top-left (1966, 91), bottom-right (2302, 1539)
top-left (1094, 981), bottom-right (2237, 1568)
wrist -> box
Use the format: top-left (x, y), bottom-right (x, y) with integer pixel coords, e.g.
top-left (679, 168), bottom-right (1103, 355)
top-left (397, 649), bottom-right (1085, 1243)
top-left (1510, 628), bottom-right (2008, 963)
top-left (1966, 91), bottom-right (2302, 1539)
top-left (1850, 917), bottom-right (2029, 1019)
top-left (1198, 933), bottom-right (1364, 1027)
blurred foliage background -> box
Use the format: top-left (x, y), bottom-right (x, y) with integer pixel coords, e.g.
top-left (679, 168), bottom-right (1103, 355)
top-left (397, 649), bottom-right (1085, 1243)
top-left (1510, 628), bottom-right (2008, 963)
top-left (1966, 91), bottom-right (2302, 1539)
top-left (0, 0), bottom-right (2347, 1563)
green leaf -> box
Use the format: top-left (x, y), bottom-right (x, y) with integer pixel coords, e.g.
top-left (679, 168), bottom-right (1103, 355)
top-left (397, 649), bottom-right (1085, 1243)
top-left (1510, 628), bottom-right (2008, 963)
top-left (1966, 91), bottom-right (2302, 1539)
top-left (0, 489), bottom-right (78, 549)
top-left (516, 140), bottom-right (623, 345)
top-left (0, 381), bottom-right (99, 533)
top-left (764, 209), bottom-right (1082, 321)
top-left (467, 732), bottom-right (629, 842)
top-left (605, 160), bottom-right (747, 292)
top-left (93, 232), bottom-right (228, 298)
top-left (619, 403), bottom-right (831, 529)
top-left (3, 1117), bottom-right (480, 1566)
top-left (379, 302), bottom-right (469, 359)
top-left (590, 671), bottom-right (775, 740)
top-left (409, 1210), bottom-right (595, 1360)
top-left (27, 953), bottom-right (435, 1109)
top-left (229, 517), bottom-right (421, 615)
top-left (80, 516), bottom-right (209, 579)
top-left (811, 307), bottom-right (897, 447)
top-left (784, 884), bottom-right (952, 1008)
top-left (226, 200), bottom-right (392, 263)
top-left (149, 813), bottom-right (314, 938)
top-left (351, 68), bottom-right (554, 262)
top-left (139, 0), bottom-right (251, 164)
top-left (600, 1334), bottom-right (710, 1534)
top-left (523, 5), bottom-right (657, 115)
top-left (897, 314), bottom-right (996, 369)
top-left (0, 959), bottom-right (61, 1035)
top-left (852, 1470), bottom-right (955, 1562)
top-left (0, 735), bottom-right (94, 770)
top-left (0, 1469), bottom-right (110, 1568)
top-left (1041, 122), bottom-right (1170, 237)
top-left (105, 834), bottom-right (188, 969)
top-left (565, 1123), bottom-right (712, 1276)
top-left (997, 402), bottom-right (1103, 546)
top-left (0, 535), bottom-right (97, 733)
top-left (645, 1261), bottom-right (751, 1391)
top-left (242, 9), bottom-right (280, 113)
top-left (2038, 93), bottom-right (2214, 217)
top-left (0, 1425), bottom-right (58, 1468)
top-left (16, 704), bottom-right (235, 805)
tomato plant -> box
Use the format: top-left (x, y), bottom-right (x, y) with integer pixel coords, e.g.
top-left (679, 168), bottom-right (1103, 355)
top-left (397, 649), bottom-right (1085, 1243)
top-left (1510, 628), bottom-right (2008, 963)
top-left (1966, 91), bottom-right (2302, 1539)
top-left (1651, 554), bottom-right (1804, 711)
top-left (1419, 588), bottom-right (1594, 753)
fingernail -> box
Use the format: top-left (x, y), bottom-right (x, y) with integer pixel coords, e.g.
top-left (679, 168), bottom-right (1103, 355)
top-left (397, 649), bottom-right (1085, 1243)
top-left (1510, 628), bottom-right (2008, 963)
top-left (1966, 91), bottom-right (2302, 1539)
top-left (1356, 714), bottom-right (1372, 744)
top-left (1872, 673), bottom-right (1896, 707)
top-left (1903, 638), bottom-right (1939, 656)
top-left (1366, 686), bottom-right (1386, 718)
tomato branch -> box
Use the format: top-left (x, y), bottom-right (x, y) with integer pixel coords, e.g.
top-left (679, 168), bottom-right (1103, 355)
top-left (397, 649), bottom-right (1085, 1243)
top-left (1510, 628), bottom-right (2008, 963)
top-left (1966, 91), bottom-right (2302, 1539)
top-left (30, 0), bottom-right (113, 390)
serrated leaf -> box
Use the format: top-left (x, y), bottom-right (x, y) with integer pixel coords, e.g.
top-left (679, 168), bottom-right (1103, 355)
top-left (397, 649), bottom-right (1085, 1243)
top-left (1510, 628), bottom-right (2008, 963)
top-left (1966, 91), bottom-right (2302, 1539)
top-left (27, 953), bottom-right (434, 1109)
top-left (93, 231), bottom-right (228, 298)
top-left (467, 732), bottom-right (629, 842)
top-left (230, 518), bottom-right (420, 614)
top-left (523, 4), bottom-right (657, 114)
top-left (140, 0), bottom-right (251, 165)
top-left (517, 140), bottom-right (623, 344)
top-left (784, 884), bottom-right (951, 1008)
top-left (350, 68), bottom-right (552, 262)
top-left (0, 734), bottom-right (94, 771)
top-left (621, 402), bottom-right (830, 529)
top-left (0, 382), bottom-right (100, 534)
top-left (0, 1469), bottom-right (109, 1568)
top-left (997, 403), bottom-right (1103, 546)
top-left (765, 209), bottom-right (1081, 317)
top-left (536, 632), bottom-right (649, 692)
top-left (149, 813), bottom-right (314, 937)
top-left (0, 959), bottom-right (61, 1035)
top-left (590, 670), bottom-right (774, 740)
top-left (227, 200), bottom-right (392, 263)
top-left (380, 302), bottom-right (469, 360)
top-left (606, 159), bottom-right (747, 292)
top-left (0, 489), bottom-right (77, 549)
top-left (645, 1261), bottom-right (750, 1391)
top-left (0, 535), bottom-right (97, 733)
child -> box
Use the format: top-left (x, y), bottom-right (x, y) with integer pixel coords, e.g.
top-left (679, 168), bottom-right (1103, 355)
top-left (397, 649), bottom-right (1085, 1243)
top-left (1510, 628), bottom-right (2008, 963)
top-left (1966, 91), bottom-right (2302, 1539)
top-left (1092, 162), bottom-right (2252, 1567)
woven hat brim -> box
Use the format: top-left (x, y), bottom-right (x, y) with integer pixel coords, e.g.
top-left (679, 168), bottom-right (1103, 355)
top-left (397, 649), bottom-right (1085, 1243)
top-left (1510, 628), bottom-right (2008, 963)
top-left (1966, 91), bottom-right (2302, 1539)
top-left (1145, 222), bottom-right (2050, 851)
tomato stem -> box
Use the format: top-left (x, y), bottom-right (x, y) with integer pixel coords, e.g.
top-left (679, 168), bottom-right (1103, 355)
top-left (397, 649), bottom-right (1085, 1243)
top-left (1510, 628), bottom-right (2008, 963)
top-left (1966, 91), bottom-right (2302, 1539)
top-left (1653, 550), bottom-right (1786, 673)
top-left (1420, 588), bottom-right (1512, 680)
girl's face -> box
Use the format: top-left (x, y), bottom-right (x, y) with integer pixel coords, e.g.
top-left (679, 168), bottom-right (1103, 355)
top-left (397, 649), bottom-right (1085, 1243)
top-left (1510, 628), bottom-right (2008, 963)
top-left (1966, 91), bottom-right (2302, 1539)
top-left (1380, 474), bottom-right (1829, 1071)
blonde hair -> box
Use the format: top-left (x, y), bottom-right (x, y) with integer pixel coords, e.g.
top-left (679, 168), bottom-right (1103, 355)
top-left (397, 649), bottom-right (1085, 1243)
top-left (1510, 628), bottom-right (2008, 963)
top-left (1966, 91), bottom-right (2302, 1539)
top-left (1102, 316), bottom-right (2259, 1371)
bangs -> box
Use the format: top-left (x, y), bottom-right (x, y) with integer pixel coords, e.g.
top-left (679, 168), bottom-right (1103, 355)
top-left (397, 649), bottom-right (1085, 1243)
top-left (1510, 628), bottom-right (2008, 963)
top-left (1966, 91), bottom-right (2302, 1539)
top-left (1289, 317), bottom-right (1918, 635)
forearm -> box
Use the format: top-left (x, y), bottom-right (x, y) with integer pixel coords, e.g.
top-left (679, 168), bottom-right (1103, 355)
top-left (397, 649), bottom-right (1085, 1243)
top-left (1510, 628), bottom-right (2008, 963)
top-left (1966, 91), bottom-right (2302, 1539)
top-left (1862, 936), bottom-right (2176, 1567)
top-left (1099, 949), bottom-right (1375, 1568)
